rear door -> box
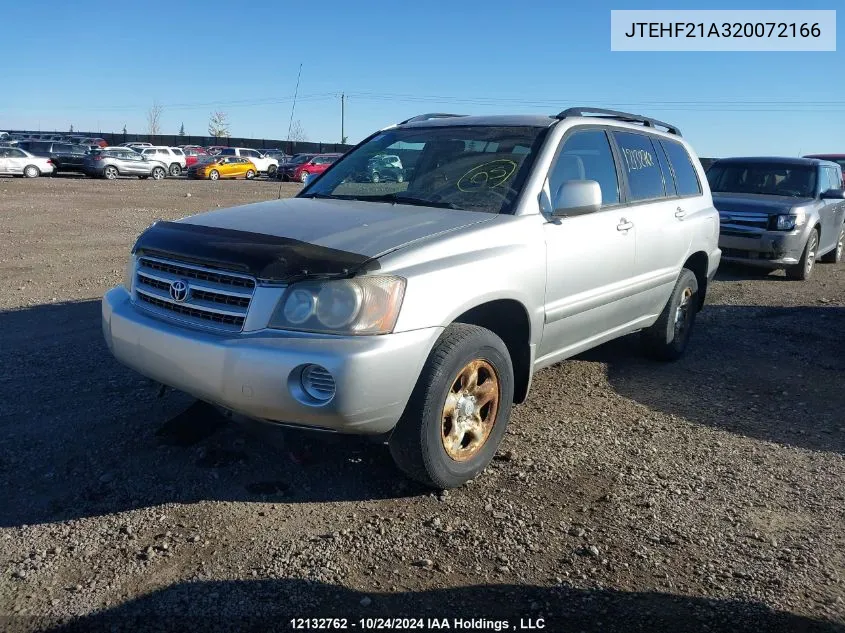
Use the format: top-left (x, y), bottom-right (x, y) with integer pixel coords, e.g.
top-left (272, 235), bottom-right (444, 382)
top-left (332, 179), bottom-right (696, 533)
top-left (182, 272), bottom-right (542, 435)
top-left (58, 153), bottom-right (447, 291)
top-left (819, 166), bottom-right (845, 251)
top-left (610, 131), bottom-right (691, 317)
top-left (538, 127), bottom-right (638, 361)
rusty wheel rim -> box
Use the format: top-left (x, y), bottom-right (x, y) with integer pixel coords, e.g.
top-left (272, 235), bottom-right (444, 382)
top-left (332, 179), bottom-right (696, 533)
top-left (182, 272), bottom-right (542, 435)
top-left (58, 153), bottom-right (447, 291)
top-left (441, 359), bottom-right (500, 462)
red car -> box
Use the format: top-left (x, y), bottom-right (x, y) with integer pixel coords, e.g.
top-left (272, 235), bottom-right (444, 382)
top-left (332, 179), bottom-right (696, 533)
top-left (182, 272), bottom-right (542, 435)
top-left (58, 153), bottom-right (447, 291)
top-left (183, 147), bottom-right (209, 168)
top-left (292, 153), bottom-right (342, 183)
top-left (803, 154), bottom-right (845, 186)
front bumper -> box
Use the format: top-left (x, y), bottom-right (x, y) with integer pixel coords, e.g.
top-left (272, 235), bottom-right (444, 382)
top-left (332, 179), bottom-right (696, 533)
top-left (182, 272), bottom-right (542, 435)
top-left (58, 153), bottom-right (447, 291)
top-left (102, 287), bottom-right (442, 434)
top-left (719, 230), bottom-right (806, 268)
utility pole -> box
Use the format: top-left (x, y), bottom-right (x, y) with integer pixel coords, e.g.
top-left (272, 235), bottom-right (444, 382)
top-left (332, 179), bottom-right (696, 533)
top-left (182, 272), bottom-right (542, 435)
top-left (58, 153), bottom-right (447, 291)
top-left (340, 93), bottom-right (346, 144)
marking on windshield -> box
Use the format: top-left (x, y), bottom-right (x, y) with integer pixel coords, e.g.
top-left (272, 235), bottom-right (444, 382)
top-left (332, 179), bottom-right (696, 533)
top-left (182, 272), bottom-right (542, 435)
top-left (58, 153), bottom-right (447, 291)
top-left (457, 159), bottom-right (518, 192)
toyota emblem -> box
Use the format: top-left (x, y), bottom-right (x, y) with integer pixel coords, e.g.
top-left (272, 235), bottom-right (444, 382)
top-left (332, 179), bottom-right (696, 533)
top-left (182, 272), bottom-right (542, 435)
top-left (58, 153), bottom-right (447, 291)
top-left (169, 279), bottom-right (189, 302)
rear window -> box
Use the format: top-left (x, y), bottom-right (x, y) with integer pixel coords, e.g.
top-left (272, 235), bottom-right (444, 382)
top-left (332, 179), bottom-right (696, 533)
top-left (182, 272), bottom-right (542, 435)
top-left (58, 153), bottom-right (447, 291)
top-left (613, 131), bottom-right (666, 201)
top-left (661, 139), bottom-right (702, 197)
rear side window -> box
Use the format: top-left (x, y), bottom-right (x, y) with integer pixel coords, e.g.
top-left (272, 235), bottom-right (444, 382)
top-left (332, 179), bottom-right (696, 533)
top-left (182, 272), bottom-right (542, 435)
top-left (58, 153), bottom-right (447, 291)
top-left (220, 148), bottom-right (235, 155)
top-left (613, 131), bottom-right (665, 201)
top-left (661, 139), bottom-right (702, 197)
top-left (549, 129), bottom-right (620, 206)
top-left (54, 144), bottom-right (72, 153)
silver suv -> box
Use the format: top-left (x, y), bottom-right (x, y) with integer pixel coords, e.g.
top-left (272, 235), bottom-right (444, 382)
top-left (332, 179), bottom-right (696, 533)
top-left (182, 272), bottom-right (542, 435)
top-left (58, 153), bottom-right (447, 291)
top-left (102, 108), bottom-right (721, 488)
top-left (84, 149), bottom-right (168, 180)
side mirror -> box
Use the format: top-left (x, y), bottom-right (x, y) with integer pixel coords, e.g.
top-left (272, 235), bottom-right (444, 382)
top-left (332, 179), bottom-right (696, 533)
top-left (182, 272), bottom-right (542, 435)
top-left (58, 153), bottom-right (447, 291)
top-left (553, 180), bottom-right (602, 217)
top-left (820, 188), bottom-right (845, 200)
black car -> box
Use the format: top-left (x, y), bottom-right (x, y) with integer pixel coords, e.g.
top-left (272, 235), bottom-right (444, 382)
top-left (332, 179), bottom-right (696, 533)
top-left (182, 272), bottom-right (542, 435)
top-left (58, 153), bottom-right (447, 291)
top-left (277, 153), bottom-right (317, 180)
top-left (17, 140), bottom-right (89, 174)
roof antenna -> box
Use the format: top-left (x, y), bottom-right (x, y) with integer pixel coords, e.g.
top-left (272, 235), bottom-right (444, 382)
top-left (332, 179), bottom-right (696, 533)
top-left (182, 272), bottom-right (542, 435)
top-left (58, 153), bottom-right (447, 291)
top-left (280, 63), bottom-right (303, 200)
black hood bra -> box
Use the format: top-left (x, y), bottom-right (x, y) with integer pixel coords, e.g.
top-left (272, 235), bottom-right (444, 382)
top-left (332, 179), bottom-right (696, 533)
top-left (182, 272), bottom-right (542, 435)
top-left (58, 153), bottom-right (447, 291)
top-left (132, 221), bottom-right (377, 283)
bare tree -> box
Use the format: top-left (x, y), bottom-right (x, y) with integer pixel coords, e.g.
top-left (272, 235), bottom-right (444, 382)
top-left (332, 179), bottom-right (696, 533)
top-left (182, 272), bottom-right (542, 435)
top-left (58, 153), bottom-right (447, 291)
top-left (208, 111), bottom-right (230, 139)
top-left (288, 120), bottom-right (307, 142)
top-left (146, 102), bottom-right (163, 136)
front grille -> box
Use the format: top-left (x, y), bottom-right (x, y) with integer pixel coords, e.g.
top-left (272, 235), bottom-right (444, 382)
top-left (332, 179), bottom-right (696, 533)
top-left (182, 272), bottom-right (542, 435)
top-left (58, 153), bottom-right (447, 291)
top-left (719, 211), bottom-right (770, 231)
top-left (134, 256), bottom-right (256, 332)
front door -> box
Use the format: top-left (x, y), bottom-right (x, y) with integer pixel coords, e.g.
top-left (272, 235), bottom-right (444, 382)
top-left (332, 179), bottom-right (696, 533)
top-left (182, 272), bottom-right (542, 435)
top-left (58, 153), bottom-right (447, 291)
top-left (537, 127), bottom-right (638, 364)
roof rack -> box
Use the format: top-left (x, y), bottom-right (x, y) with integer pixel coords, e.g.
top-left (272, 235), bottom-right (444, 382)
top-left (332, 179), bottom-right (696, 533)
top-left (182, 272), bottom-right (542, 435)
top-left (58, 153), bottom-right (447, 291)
top-left (398, 113), bottom-right (468, 125)
top-left (555, 107), bottom-right (681, 136)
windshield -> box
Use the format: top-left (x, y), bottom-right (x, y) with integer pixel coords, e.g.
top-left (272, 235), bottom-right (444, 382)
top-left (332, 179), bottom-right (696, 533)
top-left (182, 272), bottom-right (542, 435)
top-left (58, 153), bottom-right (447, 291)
top-left (300, 125), bottom-right (548, 214)
top-left (707, 162), bottom-right (817, 198)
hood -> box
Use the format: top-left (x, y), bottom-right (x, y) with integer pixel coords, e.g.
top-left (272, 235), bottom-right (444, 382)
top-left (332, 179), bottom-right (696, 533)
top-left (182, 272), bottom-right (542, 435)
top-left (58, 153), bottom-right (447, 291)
top-left (132, 197), bottom-right (495, 282)
top-left (712, 192), bottom-right (814, 215)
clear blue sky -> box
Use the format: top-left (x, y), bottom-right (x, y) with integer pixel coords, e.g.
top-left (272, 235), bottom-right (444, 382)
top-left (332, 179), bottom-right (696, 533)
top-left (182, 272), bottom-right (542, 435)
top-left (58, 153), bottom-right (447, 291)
top-left (2, 0), bottom-right (842, 157)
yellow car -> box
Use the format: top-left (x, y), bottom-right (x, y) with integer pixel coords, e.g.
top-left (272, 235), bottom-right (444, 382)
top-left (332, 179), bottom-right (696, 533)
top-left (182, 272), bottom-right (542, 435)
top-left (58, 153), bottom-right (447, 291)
top-left (188, 156), bottom-right (258, 180)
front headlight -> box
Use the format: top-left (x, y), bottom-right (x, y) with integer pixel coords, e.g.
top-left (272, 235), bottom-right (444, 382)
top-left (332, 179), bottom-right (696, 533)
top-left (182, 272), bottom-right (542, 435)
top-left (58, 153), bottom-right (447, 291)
top-left (776, 215), bottom-right (797, 231)
top-left (269, 276), bottom-right (406, 335)
top-left (124, 254), bottom-right (135, 291)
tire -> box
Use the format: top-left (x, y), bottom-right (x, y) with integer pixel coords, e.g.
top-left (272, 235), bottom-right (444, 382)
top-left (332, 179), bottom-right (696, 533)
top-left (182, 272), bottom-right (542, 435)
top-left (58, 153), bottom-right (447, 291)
top-left (371, 171), bottom-right (381, 183)
top-left (786, 228), bottom-right (819, 280)
top-left (151, 167), bottom-right (166, 180)
top-left (299, 170), bottom-right (309, 183)
top-left (388, 323), bottom-right (514, 489)
top-left (642, 268), bottom-right (699, 361)
top-left (267, 165), bottom-right (277, 177)
top-left (23, 165), bottom-right (40, 178)
top-left (209, 170), bottom-right (220, 181)
top-left (397, 173), bottom-right (404, 183)
top-left (820, 226), bottom-right (844, 264)
top-left (245, 169), bottom-right (255, 180)
top-left (104, 165), bottom-right (118, 180)
top-left (169, 163), bottom-right (182, 177)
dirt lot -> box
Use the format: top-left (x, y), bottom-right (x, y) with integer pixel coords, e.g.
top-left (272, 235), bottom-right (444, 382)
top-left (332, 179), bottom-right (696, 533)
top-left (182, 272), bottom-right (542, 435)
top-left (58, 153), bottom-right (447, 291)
top-left (0, 176), bottom-right (843, 632)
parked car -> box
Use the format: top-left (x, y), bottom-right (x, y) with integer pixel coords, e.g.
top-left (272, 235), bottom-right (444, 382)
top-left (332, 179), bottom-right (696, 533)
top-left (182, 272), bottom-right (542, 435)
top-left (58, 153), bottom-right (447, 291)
top-left (277, 153), bottom-right (317, 181)
top-left (120, 142), bottom-right (153, 148)
top-left (362, 153), bottom-right (405, 183)
top-left (187, 156), bottom-right (257, 180)
top-left (707, 157), bottom-right (845, 279)
top-left (139, 147), bottom-right (187, 176)
top-left (183, 147), bottom-right (209, 168)
top-left (803, 154), bottom-right (845, 186)
top-left (217, 147), bottom-right (279, 176)
top-left (0, 146), bottom-right (54, 177)
top-left (84, 148), bottom-right (168, 180)
top-left (262, 149), bottom-right (289, 162)
top-left (78, 137), bottom-right (107, 148)
top-left (206, 146), bottom-right (228, 155)
top-left (102, 108), bottom-right (721, 488)
top-left (291, 153), bottom-right (342, 183)
top-left (16, 140), bottom-right (89, 174)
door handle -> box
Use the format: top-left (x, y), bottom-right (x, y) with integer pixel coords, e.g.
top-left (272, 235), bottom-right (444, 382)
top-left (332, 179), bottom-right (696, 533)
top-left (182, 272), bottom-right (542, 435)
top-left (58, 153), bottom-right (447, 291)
top-left (675, 206), bottom-right (687, 219)
top-left (617, 218), bottom-right (634, 232)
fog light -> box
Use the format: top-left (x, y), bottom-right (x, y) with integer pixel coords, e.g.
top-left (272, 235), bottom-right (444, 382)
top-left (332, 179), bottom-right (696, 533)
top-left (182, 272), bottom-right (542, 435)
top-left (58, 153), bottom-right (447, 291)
top-left (300, 364), bottom-right (336, 402)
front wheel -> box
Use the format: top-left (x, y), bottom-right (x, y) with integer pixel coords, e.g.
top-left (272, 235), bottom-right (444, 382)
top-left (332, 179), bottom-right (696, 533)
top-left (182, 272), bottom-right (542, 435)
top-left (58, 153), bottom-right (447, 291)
top-left (820, 226), bottom-right (844, 264)
top-left (786, 228), bottom-right (818, 280)
top-left (267, 165), bottom-right (277, 177)
top-left (389, 323), bottom-right (514, 489)
top-left (642, 268), bottom-right (699, 361)
top-left (151, 167), bottom-right (166, 180)
top-left (23, 165), bottom-right (41, 178)
top-left (104, 165), bottom-right (118, 180)
top-left (371, 171), bottom-right (381, 183)
top-left (169, 163), bottom-right (182, 177)
top-left (245, 169), bottom-right (255, 180)
top-left (299, 170), bottom-right (309, 183)
top-left (209, 169), bottom-right (220, 181)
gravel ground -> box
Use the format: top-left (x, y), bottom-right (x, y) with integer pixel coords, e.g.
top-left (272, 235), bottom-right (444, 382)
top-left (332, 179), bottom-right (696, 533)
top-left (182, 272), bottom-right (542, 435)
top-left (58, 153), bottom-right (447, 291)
top-left (0, 176), bottom-right (843, 633)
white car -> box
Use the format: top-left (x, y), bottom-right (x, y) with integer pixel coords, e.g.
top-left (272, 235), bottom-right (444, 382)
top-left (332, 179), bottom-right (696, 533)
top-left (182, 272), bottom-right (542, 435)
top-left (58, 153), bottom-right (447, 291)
top-left (140, 146), bottom-right (187, 176)
top-left (217, 147), bottom-right (279, 176)
top-left (0, 147), bottom-right (54, 177)
top-left (120, 142), bottom-right (153, 148)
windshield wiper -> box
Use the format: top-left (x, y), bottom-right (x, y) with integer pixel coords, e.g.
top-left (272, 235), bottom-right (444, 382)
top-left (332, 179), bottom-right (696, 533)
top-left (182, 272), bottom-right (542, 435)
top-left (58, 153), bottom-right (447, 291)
top-left (359, 193), bottom-right (464, 210)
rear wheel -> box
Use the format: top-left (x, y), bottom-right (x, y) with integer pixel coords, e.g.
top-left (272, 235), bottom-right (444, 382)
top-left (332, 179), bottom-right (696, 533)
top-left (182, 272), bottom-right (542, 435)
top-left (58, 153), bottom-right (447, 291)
top-left (23, 165), bottom-right (40, 178)
top-left (267, 165), bottom-right (277, 177)
top-left (642, 268), bottom-right (699, 361)
top-left (209, 170), bottom-right (220, 181)
top-left (371, 171), bottom-right (381, 183)
top-left (786, 228), bottom-right (819, 280)
top-left (820, 226), bottom-right (844, 264)
top-left (245, 169), bottom-right (256, 180)
top-left (151, 167), bottom-right (166, 180)
top-left (169, 163), bottom-right (182, 177)
top-left (389, 323), bottom-right (514, 489)
top-left (397, 173), bottom-right (405, 183)
top-left (104, 165), bottom-right (118, 180)
top-left (299, 170), bottom-right (309, 183)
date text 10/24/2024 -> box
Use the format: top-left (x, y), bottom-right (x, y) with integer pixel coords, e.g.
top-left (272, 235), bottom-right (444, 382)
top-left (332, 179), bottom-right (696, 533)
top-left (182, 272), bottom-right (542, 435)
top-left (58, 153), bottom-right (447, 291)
top-left (289, 618), bottom-right (546, 630)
